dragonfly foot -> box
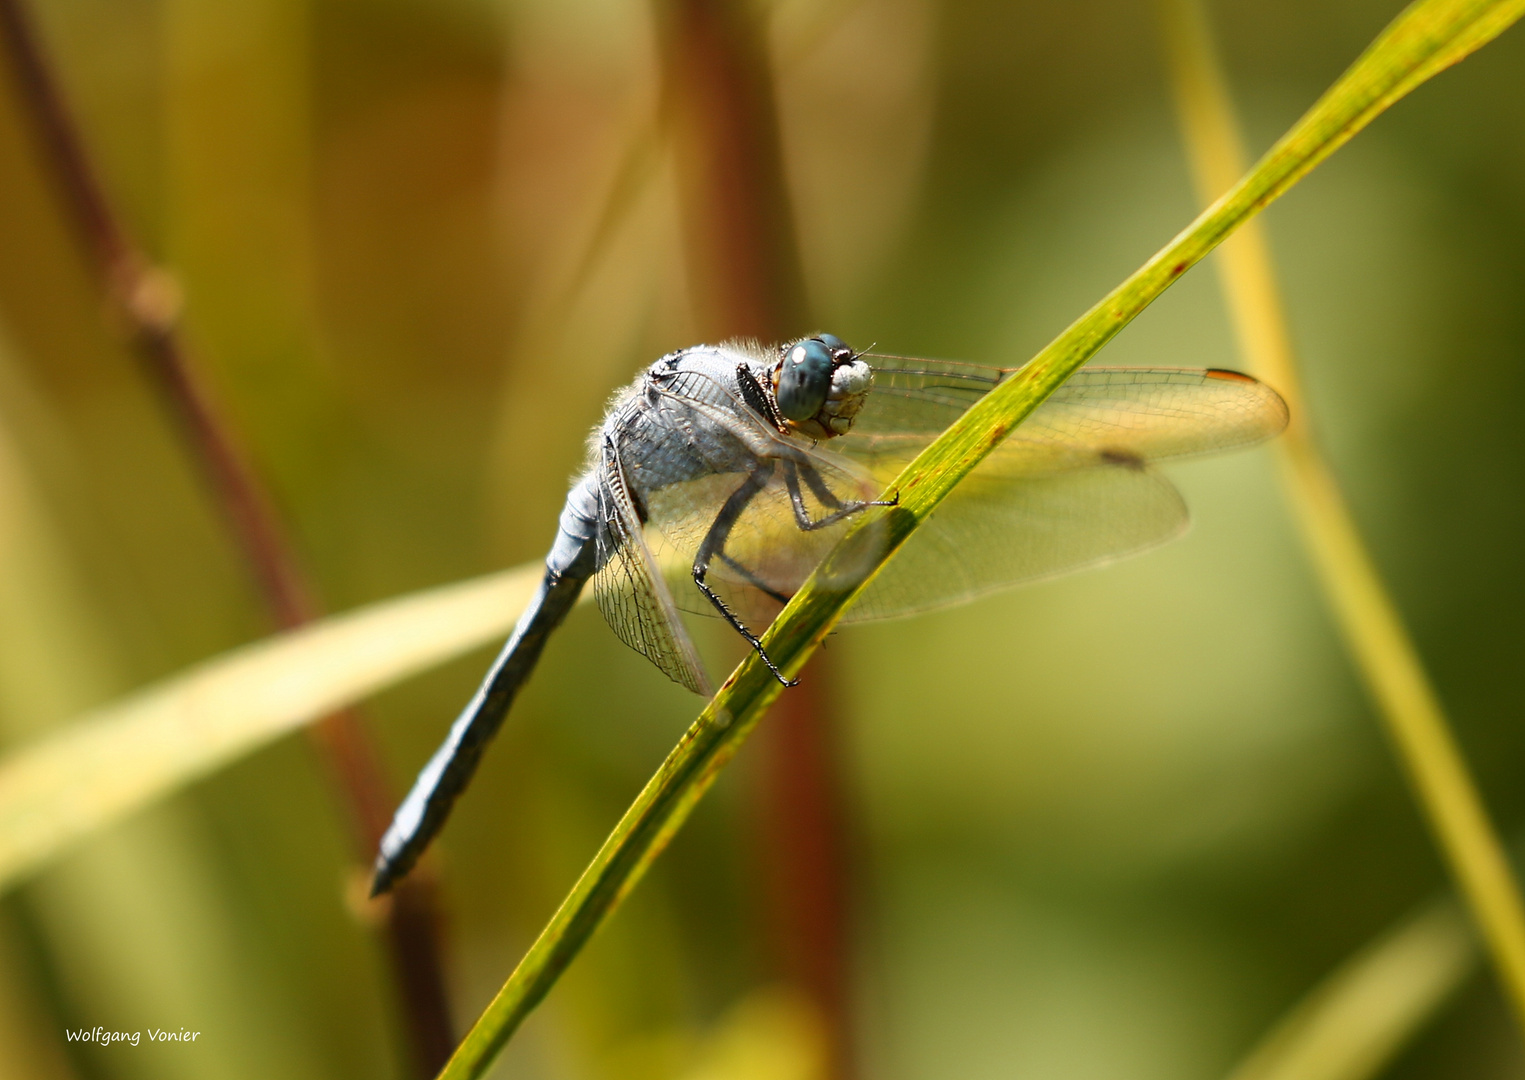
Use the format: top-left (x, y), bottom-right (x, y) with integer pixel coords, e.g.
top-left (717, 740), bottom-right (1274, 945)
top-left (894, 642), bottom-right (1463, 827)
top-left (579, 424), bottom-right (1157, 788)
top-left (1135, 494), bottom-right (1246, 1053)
top-left (693, 571), bottom-right (799, 687)
top-left (757, 647), bottom-right (799, 688)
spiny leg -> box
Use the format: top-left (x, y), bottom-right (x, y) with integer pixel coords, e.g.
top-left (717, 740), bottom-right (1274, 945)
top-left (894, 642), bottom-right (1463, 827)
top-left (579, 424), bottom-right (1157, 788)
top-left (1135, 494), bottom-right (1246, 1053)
top-left (692, 466), bottom-right (797, 687)
top-left (782, 458), bottom-right (898, 532)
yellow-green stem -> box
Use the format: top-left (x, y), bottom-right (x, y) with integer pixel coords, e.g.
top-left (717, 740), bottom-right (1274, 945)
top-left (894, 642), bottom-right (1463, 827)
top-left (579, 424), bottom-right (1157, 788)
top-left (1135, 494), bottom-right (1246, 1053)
top-left (1161, 0), bottom-right (1525, 1032)
top-left (1223, 898), bottom-right (1476, 1080)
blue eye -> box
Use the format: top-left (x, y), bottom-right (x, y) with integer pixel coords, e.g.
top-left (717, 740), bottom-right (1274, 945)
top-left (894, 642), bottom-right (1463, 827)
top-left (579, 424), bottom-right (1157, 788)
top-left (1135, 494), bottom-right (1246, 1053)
top-left (816, 333), bottom-right (848, 356)
top-left (777, 339), bottom-right (833, 421)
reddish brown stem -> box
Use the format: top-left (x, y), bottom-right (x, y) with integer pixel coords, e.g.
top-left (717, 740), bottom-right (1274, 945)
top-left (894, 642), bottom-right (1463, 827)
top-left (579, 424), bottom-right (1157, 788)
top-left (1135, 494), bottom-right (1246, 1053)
top-left (758, 652), bottom-right (855, 1079)
top-left (0, 1), bottom-right (454, 1073)
top-left (658, 0), bottom-right (808, 341)
top-left (657, 1), bottom-right (855, 1074)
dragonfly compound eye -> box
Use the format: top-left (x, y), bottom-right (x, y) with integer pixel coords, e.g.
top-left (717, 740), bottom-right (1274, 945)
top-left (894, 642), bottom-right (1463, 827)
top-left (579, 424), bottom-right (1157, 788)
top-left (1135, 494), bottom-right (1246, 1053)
top-left (777, 339), bottom-right (833, 421)
top-left (815, 332), bottom-right (852, 360)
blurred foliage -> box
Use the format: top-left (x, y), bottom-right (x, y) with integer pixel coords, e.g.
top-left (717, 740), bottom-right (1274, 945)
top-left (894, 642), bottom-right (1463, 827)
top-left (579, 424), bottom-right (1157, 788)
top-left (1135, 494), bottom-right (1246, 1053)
top-left (0, 0), bottom-right (1523, 1078)
top-left (0, 563), bottom-right (549, 895)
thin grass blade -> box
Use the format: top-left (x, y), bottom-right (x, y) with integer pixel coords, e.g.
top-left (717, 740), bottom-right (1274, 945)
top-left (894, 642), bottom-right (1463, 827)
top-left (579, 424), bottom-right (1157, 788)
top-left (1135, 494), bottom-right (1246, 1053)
top-left (0, 564), bottom-right (549, 894)
top-left (1222, 900), bottom-right (1476, 1080)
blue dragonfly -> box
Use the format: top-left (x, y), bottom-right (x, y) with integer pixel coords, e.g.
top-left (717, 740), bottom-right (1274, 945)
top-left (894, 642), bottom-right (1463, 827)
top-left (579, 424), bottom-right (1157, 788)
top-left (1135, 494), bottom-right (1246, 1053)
top-left (370, 334), bottom-right (1287, 894)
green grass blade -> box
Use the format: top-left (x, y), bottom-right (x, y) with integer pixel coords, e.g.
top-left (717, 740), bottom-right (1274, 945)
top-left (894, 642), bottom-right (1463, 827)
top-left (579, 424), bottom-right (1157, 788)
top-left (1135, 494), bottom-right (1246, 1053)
top-left (1222, 900), bottom-right (1477, 1080)
top-left (437, 2), bottom-right (1525, 1076)
top-left (0, 564), bottom-right (549, 895)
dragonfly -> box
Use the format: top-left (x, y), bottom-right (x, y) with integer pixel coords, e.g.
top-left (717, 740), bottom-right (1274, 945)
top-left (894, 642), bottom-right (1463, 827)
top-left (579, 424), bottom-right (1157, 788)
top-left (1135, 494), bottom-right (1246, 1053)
top-left (369, 334), bottom-right (1287, 894)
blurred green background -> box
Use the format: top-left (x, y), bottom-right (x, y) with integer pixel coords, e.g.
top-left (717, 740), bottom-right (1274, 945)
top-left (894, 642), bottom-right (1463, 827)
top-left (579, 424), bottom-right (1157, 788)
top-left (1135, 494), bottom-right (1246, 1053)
top-left (0, 0), bottom-right (1523, 1077)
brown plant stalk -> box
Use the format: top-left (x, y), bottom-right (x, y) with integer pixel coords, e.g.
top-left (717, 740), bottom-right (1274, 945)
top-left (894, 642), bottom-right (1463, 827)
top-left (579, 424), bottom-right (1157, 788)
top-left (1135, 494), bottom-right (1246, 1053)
top-left (0, 0), bottom-right (454, 1072)
top-left (657, 0), bottom-right (855, 1073)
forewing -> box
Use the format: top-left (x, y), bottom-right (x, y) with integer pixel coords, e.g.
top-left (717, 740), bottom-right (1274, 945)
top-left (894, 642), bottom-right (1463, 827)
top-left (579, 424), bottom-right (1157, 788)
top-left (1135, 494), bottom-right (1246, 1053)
top-left (1017, 366), bottom-right (1289, 468)
top-left (851, 361), bottom-right (1288, 474)
top-left (836, 361), bottom-right (1286, 620)
top-left (850, 356), bottom-right (1003, 436)
top-left (591, 438), bottom-right (714, 696)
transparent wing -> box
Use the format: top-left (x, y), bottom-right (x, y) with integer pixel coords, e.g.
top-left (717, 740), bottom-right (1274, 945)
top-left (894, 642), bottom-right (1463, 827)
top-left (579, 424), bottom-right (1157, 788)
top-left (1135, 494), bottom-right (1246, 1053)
top-left (849, 462), bottom-right (1187, 621)
top-left (622, 357), bottom-right (1286, 631)
top-left (644, 442), bottom-right (892, 632)
top-left (591, 436), bottom-right (714, 696)
top-left (852, 359), bottom-right (1289, 470)
top-left (836, 360), bottom-right (1288, 620)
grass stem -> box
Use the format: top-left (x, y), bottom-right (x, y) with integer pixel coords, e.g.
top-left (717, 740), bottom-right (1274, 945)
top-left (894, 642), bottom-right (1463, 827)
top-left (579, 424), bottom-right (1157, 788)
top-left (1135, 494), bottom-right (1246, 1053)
top-left (1223, 899), bottom-right (1476, 1080)
top-left (1161, 0), bottom-right (1525, 1034)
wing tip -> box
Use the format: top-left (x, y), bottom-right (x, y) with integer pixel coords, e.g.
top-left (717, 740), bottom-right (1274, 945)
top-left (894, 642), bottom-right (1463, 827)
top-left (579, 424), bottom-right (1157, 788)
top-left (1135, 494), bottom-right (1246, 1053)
top-left (1205, 368), bottom-right (1292, 439)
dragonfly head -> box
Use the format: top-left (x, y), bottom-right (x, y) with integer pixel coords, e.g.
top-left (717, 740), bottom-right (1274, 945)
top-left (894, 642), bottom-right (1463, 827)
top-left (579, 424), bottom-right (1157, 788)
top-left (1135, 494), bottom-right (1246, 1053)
top-left (773, 334), bottom-right (873, 439)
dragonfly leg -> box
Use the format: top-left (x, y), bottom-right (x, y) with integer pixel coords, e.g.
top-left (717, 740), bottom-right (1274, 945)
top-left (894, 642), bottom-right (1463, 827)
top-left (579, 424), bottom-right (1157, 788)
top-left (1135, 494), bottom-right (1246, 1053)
top-left (693, 467), bottom-right (798, 688)
top-left (715, 549), bottom-right (792, 605)
top-left (783, 458), bottom-right (898, 532)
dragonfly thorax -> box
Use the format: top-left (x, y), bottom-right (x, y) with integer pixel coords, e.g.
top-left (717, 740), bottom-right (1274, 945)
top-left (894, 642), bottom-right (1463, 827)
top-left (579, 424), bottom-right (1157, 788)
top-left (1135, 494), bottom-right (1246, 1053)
top-left (772, 333), bottom-right (873, 440)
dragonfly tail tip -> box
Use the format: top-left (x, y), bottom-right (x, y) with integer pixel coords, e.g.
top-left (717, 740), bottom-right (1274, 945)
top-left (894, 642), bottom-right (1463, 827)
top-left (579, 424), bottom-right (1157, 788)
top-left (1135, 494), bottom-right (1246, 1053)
top-left (369, 861), bottom-right (397, 898)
